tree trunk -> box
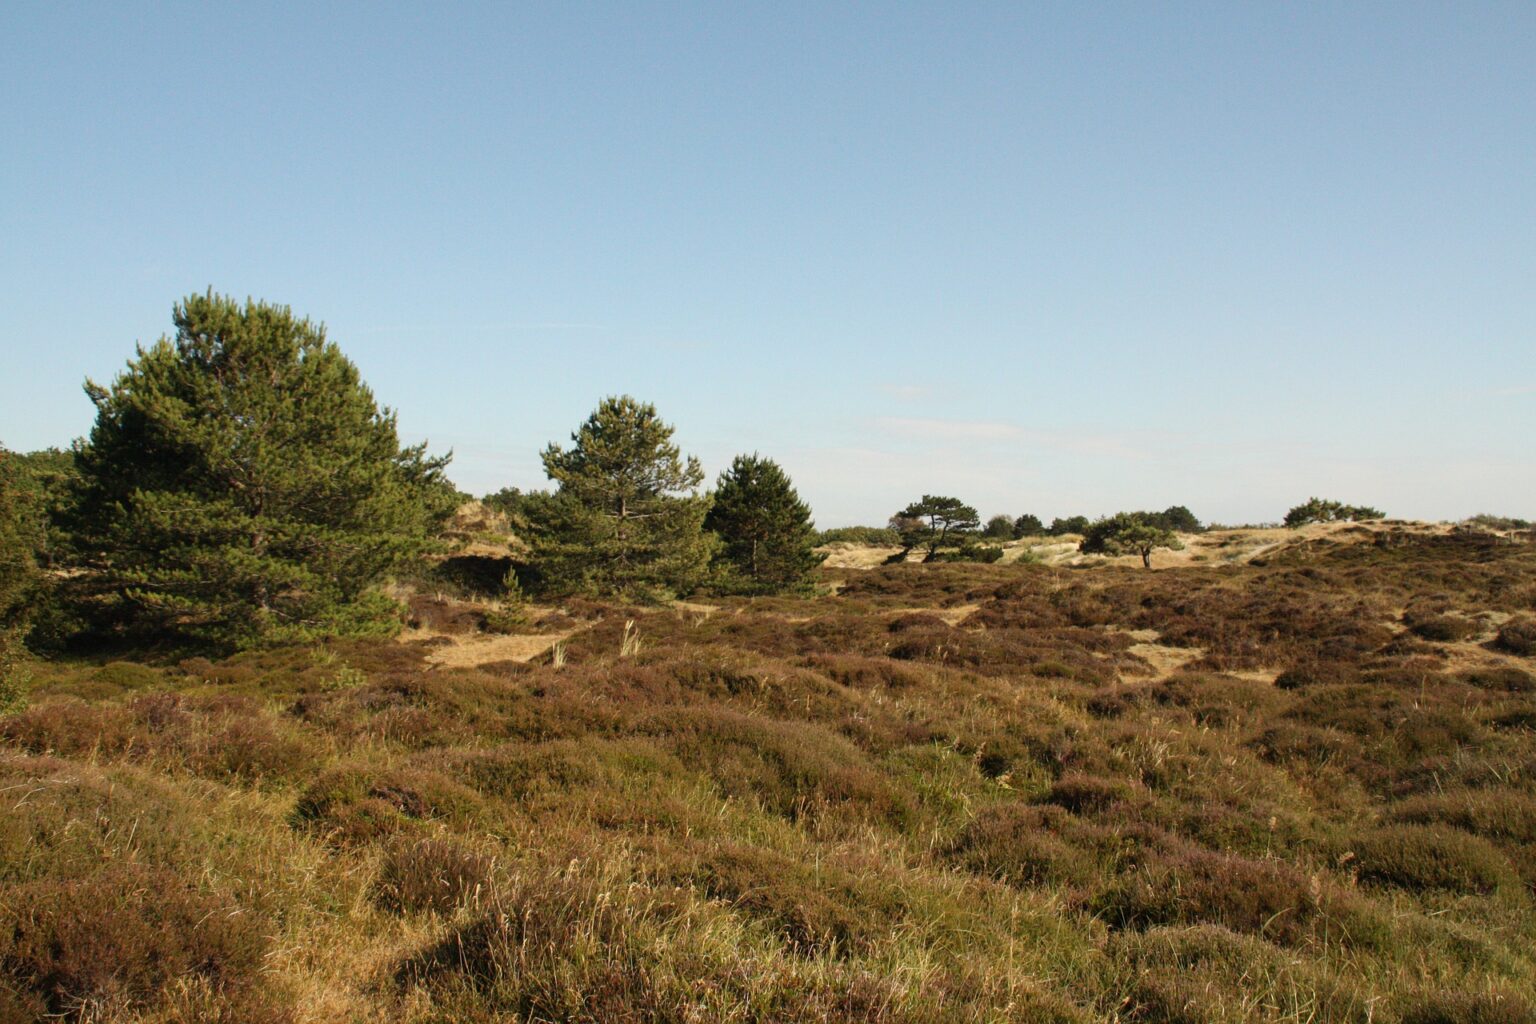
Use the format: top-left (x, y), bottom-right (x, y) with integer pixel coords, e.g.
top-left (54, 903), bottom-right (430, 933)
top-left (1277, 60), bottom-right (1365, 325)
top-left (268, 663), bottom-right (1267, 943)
top-left (1141, 548), bottom-right (1152, 569)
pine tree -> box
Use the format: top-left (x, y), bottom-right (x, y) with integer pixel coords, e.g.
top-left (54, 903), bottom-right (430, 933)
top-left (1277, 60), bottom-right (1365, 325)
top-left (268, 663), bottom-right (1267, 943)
top-left (527, 396), bottom-right (713, 599)
top-left (890, 495), bottom-right (980, 561)
top-left (1079, 512), bottom-right (1184, 568)
top-left (705, 454), bottom-right (821, 594)
top-left (70, 291), bottom-right (455, 649)
top-left (0, 446), bottom-right (41, 691)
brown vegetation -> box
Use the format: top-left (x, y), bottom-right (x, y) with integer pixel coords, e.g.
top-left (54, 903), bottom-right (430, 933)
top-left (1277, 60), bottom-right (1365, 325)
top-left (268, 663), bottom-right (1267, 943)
top-left (3, 529), bottom-right (1536, 1021)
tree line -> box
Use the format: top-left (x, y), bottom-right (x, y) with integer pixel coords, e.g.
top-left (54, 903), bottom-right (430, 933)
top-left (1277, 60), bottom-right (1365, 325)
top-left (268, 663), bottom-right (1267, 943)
top-left (0, 293), bottom-right (823, 653)
top-left (0, 291), bottom-right (1395, 657)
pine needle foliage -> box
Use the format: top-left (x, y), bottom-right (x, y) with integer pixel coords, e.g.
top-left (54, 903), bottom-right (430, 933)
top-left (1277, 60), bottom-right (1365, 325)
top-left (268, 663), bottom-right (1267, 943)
top-left (0, 445), bottom-right (42, 688)
top-left (528, 396), bottom-right (713, 600)
top-left (69, 291), bottom-right (454, 650)
top-left (705, 454), bottom-right (821, 594)
top-left (1078, 512), bottom-right (1183, 568)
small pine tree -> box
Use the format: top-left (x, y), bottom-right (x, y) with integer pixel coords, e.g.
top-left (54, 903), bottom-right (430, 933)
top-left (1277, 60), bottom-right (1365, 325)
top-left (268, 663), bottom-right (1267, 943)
top-left (890, 495), bottom-right (980, 561)
top-left (1079, 512), bottom-right (1183, 568)
top-left (527, 396), bottom-right (713, 599)
top-left (982, 514), bottom-right (1015, 540)
top-left (1012, 513), bottom-right (1044, 537)
top-left (1283, 498), bottom-right (1385, 528)
top-left (69, 291), bottom-right (455, 649)
top-left (705, 454), bottom-right (821, 593)
top-left (1048, 515), bottom-right (1090, 536)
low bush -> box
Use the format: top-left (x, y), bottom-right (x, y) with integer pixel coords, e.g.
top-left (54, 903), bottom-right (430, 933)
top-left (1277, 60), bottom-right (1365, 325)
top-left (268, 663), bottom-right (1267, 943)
top-left (1346, 824), bottom-right (1513, 894)
top-left (1093, 849), bottom-right (1374, 948)
top-left (1494, 617), bottom-right (1536, 657)
top-left (373, 836), bottom-right (495, 914)
top-left (816, 525), bottom-right (901, 546)
top-left (0, 864), bottom-right (285, 1023)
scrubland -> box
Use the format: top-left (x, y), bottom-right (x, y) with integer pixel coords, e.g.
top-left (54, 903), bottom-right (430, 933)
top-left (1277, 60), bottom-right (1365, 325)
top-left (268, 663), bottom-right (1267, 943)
top-left (3, 526), bottom-right (1536, 1022)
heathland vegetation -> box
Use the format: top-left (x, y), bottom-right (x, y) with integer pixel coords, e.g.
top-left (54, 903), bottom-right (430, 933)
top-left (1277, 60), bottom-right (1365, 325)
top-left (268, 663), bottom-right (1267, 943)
top-left (2, 292), bottom-right (1534, 1022)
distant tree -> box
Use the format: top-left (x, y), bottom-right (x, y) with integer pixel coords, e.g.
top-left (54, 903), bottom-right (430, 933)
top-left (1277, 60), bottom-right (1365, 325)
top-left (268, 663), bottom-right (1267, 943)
top-left (1048, 515), bottom-right (1090, 536)
top-left (705, 454), bottom-right (821, 593)
top-left (1080, 512), bottom-right (1184, 568)
top-left (527, 396), bottom-right (713, 599)
top-left (68, 291), bottom-right (456, 649)
top-left (1283, 498), bottom-right (1385, 528)
top-left (1153, 505), bottom-right (1203, 533)
top-left (890, 495), bottom-right (980, 561)
top-left (816, 525), bottom-right (902, 546)
top-left (1012, 513), bottom-right (1044, 537)
top-left (982, 514), bottom-right (1015, 540)
top-left (480, 486), bottom-right (528, 523)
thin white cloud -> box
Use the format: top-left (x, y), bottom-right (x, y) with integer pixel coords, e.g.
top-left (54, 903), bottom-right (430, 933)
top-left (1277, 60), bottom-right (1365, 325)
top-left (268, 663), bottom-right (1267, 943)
top-left (875, 416), bottom-right (1024, 441)
top-left (352, 322), bottom-right (607, 336)
top-left (877, 383), bottom-right (927, 400)
top-left (1489, 384), bottom-right (1536, 397)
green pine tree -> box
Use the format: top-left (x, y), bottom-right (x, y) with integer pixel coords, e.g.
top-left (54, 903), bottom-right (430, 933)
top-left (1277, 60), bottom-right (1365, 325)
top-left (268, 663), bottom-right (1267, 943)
top-left (69, 291), bottom-right (455, 649)
top-left (0, 446), bottom-right (44, 702)
top-left (526, 396), bottom-right (713, 599)
top-left (705, 454), bottom-right (821, 594)
top-left (1079, 512), bottom-right (1184, 568)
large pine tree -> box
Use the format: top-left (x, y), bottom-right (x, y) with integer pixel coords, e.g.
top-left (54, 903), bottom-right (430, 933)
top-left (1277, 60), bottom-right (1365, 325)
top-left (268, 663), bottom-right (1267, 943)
top-left (526, 396), bottom-right (713, 599)
top-left (705, 454), bottom-right (820, 593)
top-left (0, 445), bottom-right (41, 686)
top-left (70, 291), bottom-right (455, 648)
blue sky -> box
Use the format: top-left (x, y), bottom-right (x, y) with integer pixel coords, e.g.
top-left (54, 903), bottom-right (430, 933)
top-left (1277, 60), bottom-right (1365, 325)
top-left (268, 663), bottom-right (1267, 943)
top-left (2, 3), bottom-right (1532, 526)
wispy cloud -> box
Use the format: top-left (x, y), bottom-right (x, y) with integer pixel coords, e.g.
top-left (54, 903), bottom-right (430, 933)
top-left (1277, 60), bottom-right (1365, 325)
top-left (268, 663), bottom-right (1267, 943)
top-left (352, 322), bottom-right (607, 336)
top-left (875, 416), bottom-right (1023, 441)
top-left (1489, 384), bottom-right (1536, 397)
top-left (877, 383), bottom-right (927, 400)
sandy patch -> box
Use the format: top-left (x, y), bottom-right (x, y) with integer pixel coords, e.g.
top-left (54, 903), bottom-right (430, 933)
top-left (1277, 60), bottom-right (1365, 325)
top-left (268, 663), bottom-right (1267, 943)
top-left (415, 629), bottom-right (576, 669)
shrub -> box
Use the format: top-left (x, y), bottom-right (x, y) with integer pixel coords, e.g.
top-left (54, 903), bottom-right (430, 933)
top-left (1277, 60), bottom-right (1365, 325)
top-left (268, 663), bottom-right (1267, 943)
top-left (948, 804), bottom-right (1107, 890)
top-left (815, 525), bottom-right (901, 546)
top-left (1493, 617), bottom-right (1536, 656)
top-left (373, 836), bottom-right (494, 914)
top-left (1346, 825), bottom-right (1513, 894)
top-left (1408, 614), bottom-right (1478, 642)
top-left (1044, 773), bottom-right (1136, 814)
top-left (0, 864), bottom-right (283, 1022)
top-left (1093, 849), bottom-right (1372, 948)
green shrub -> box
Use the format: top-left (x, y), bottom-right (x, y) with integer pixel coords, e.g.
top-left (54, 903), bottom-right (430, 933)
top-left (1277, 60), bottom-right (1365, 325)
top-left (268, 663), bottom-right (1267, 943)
top-left (1347, 825), bottom-right (1513, 894)
top-left (815, 525), bottom-right (902, 546)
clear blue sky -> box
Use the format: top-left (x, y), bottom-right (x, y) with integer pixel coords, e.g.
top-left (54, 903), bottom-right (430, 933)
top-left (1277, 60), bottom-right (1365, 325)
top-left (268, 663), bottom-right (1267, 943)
top-left (3, 3), bottom-right (1532, 526)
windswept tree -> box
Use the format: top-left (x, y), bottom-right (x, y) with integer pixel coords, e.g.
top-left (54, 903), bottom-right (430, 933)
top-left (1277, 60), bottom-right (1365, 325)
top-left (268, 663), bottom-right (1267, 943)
top-left (1079, 512), bottom-right (1184, 568)
top-left (527, 396), bottom-right (713, 599)
top-left (891, 495), bottom-right (980, 561)
top-left (69, 292), bottom-right (456, 649)
top-left (705, 454), bottom-right (821, 593)
top-left (1283, 498), bottom-right (1384, 528)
